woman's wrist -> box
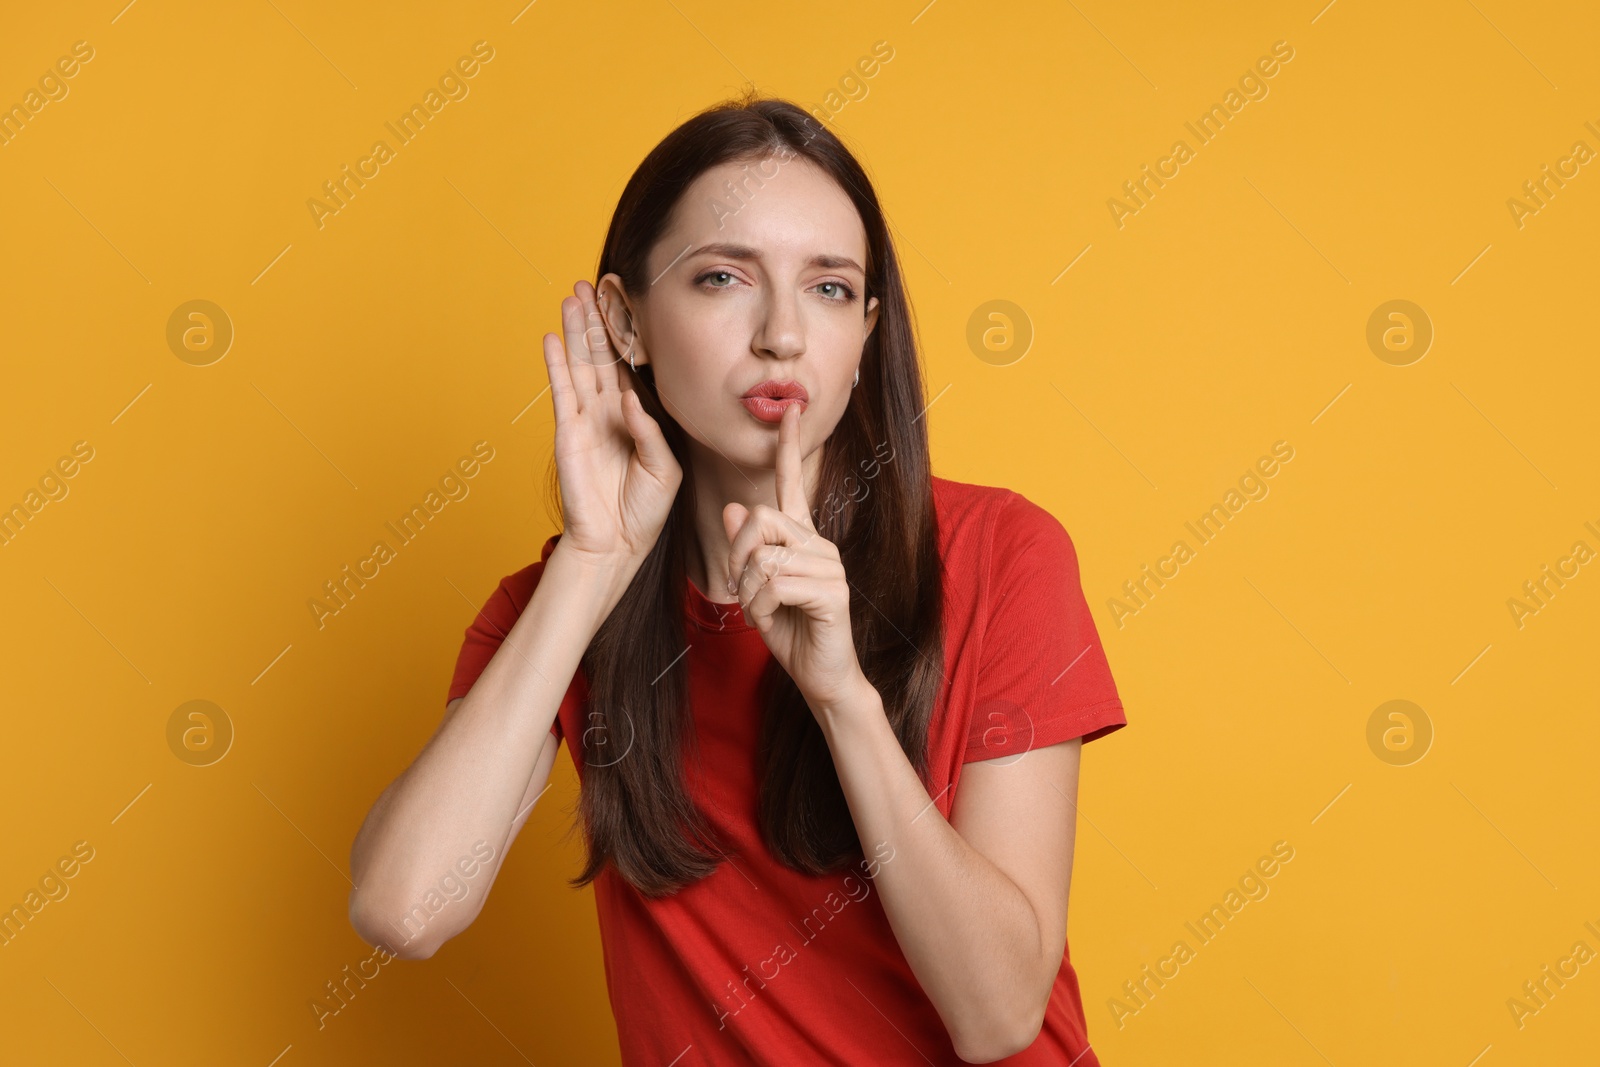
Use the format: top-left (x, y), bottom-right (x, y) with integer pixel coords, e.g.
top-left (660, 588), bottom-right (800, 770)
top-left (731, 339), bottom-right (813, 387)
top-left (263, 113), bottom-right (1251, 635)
top-left (545, 539), bottom-right (646, 631)
top-left (810, 670), bottom-right (883, 741)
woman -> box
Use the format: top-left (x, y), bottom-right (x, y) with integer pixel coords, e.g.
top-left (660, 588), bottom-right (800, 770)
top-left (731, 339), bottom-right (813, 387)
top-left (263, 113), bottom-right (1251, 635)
top-left (349, 92), bottom-right (1127, 1065)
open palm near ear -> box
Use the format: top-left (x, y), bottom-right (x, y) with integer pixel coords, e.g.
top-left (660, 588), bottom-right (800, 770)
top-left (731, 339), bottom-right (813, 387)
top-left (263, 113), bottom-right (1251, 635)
top-left (542, 280), bottom-right (682, 567)
top-left (723, 402), bottom-right (868, 716)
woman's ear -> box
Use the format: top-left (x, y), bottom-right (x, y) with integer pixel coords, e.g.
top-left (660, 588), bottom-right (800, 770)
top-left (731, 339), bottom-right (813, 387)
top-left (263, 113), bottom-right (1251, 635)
top-left (863, 295), bottom-right (881, 343)
top-left (595, 273), bottom-right (649, 368)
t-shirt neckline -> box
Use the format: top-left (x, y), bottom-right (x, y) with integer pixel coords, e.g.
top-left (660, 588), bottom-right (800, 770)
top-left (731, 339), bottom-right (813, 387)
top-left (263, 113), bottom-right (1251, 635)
top-left (684, 574), bottom-right (755, 633)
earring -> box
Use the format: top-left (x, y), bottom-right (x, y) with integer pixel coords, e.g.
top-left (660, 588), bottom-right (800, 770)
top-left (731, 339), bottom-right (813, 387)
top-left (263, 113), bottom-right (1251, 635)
top-left (852, 367), bottom-right (860, 388)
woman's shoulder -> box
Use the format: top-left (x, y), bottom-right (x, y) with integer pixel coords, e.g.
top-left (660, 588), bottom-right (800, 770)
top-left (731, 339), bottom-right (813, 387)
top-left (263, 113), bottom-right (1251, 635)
top-left (934, 476), bottom-right (1081, 588)
top-left (930, 473), bottom-right (1013, 520)
top-left (930, 475), bottom-right (1066, 551)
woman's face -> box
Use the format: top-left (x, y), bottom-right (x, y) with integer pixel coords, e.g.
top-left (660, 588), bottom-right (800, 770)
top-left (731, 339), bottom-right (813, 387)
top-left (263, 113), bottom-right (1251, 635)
top-left (599, 155), bottom-right (880, 476)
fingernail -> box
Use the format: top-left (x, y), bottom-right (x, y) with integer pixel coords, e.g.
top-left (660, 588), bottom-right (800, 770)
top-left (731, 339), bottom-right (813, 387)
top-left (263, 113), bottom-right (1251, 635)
top-left (726, 576), bottom-right (736, 594)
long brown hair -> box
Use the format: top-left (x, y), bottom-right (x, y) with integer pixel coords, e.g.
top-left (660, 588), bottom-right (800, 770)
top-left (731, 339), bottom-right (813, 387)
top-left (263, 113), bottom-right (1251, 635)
top-left (547, 91), bottom-right (944, 898)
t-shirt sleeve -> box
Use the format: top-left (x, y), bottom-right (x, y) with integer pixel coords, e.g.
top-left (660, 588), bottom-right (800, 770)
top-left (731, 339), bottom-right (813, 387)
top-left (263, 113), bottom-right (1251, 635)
top-left (963, 492), bottom-right (1126, 763)
top-left (446, 542), bottom-right (569, 742)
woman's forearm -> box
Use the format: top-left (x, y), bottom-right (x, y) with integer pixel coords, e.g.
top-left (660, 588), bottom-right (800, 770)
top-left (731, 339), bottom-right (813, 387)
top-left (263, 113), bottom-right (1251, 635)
top-left (816, 680), bottom-right (1051, 1062)
top-left (347, 544), bottom-right (633, 955)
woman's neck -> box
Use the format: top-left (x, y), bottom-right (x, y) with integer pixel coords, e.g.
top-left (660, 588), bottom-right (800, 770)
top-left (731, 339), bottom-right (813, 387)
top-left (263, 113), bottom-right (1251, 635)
top-left (684, 443), bottom-right (820, 604)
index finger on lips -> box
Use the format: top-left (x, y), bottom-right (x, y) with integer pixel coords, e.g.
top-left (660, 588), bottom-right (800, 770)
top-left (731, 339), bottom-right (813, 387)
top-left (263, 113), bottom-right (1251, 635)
top-left (775, 401), bottom-right (814, 530)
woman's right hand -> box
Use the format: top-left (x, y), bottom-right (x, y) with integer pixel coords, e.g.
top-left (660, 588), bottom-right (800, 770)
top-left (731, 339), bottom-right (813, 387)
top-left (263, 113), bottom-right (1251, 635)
top-left (541, 280), bottom-right (682, 568)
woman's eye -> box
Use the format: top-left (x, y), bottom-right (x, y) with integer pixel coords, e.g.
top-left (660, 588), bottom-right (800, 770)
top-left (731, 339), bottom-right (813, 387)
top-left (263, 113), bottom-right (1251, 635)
top-left (696, 271), bottom-right (856, 303)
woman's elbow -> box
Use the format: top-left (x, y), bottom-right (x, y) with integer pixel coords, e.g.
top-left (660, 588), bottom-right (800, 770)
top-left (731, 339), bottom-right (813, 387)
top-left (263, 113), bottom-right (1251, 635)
top-left (953, 998), bottom-right (1047, 1063)
top-left (348, 889), bottom-right (439, 961)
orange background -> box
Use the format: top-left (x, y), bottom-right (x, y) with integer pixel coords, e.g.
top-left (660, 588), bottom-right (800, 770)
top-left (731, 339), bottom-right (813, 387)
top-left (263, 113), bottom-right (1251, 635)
top-left (2, 1), bottom-right (1597, 1063)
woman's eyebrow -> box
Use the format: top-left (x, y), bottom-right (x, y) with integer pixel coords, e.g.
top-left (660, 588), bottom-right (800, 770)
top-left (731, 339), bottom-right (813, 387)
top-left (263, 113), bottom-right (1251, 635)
top-left (688, 241), bottom-right (864, 275)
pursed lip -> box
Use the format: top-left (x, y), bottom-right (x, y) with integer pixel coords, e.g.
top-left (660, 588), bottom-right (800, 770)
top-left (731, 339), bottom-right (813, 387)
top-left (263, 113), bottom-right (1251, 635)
top-left (741, 379), bottom-right (809, 402)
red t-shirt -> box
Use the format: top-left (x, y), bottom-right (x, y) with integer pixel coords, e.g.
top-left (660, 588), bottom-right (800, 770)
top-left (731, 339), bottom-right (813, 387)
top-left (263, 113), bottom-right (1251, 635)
top-left (447, 475), bottom-right (1127, 1065)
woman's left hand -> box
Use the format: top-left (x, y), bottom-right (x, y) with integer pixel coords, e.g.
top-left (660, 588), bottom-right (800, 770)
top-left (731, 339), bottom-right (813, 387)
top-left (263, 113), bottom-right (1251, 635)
top-left (722, 402), bottom-right (868, 718)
